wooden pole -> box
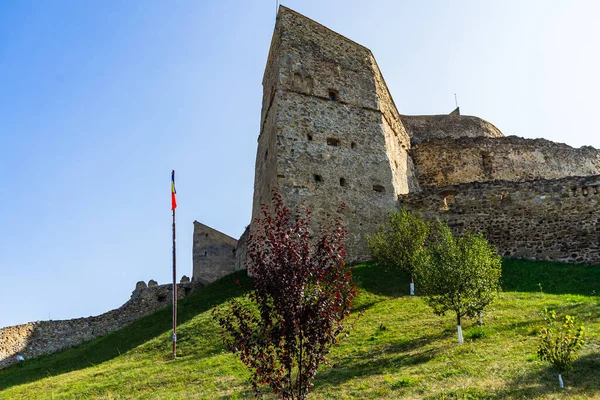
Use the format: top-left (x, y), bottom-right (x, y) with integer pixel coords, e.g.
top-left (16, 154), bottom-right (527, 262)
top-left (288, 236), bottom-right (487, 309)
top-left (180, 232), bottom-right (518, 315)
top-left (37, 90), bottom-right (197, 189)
top-left (172, 170), bottom-right (178, 359)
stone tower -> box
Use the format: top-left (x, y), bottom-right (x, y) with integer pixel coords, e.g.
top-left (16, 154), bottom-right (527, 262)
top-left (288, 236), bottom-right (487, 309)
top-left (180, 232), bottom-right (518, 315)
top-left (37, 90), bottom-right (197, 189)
top-left (251, 6), bottom-right (419, 259)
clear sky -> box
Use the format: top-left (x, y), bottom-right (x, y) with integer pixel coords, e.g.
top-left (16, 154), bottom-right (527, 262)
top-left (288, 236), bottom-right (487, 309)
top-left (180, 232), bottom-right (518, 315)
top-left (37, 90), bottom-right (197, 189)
top-left (1, 1), bottom-right (599, 328)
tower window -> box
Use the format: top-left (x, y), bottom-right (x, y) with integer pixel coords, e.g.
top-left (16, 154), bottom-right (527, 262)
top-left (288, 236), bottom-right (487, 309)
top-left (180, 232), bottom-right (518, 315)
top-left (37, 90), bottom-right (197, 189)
top-left (351, 142), bottom-right (357, 149)
top-left (307, 134), bottom-right (313, 141)
top-left (314, 174), bottom-right (323, 183)
top-left (340, 178), bottom-right (347, 187)
top-left (373, 185), bottom-right (385, 193)
top-left (328, 90), bottom-right (338, 101)
top-left (327, 138), bottom-right (340, 147)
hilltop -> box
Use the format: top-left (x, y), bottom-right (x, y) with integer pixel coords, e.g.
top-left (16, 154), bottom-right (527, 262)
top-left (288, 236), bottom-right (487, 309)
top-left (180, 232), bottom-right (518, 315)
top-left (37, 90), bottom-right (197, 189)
top-left (1, 259), bottom-right (599, 399)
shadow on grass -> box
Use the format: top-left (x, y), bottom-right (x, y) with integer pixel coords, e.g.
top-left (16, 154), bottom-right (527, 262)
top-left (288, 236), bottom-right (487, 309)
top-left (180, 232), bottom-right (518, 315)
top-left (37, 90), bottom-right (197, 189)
top-left (315, 331), bottom-right (447, 389)
top-left (0, 270), bottom-right (252, 392)
top-left (501, 259), bottom-right (600, 296)
top-left (352, 262), bottom-right (412, 298)
top-left (493, 351), bottom-right (600, 399)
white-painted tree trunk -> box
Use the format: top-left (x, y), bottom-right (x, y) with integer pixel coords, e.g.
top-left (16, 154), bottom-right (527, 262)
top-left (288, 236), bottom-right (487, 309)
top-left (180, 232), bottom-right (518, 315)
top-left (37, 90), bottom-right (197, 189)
top-left (558, 373), bottom-right (564, 389)
top-left (478, 311), bottom-right (483, 325)
top-left (409, 282), bottom-right (415, 296)
top-left (457, 325), bottom-right (464, 344)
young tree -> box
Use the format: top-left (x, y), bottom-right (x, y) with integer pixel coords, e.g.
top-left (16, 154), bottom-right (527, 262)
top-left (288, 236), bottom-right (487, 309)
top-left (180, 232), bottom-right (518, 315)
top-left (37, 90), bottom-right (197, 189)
top-left (213, 191), bottom-right (357, 399)
top-left (538, 309), bottom-right (585, 389)
top-left (367, 208), bottom-right (430, 296)
top-left (416, 222), bottom-right (501, 343)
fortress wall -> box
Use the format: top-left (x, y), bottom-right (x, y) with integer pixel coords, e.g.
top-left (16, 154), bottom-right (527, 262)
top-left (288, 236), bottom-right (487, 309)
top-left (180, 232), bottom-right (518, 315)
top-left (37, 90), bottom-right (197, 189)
top-left (399, 175), bottom-right (600, 265)
top-left (0, 280), bottom-right (202, 370)
top-left (274, 90), bottom-right (398, 259)
top-left (192, 222), bottom-right (239, 284)
top-left (411, 136), bottom-right (600, 187)
top-left (247, 7), bottom-right (409, 260)
top-left (402, 114), bottom-right (504, 145)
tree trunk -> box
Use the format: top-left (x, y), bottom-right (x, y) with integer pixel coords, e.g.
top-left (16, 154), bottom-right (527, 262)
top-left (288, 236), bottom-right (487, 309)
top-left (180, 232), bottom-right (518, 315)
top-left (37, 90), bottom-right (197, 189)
top-left (457, 313), bottom-right (464, 344)
top-left (410, 274), bottom-right (415, 296)
top-left (558, 373), bottom-right (564, 389)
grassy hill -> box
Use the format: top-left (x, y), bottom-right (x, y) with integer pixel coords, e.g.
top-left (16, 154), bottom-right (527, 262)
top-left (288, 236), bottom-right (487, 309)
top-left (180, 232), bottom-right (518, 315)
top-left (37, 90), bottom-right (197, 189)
top-left (1, 259), bottom-right (599, 399)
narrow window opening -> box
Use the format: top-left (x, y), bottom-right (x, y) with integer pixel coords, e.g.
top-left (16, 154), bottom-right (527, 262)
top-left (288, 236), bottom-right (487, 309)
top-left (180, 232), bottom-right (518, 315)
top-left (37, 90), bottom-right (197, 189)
top-left (264, 149), bottom-right (268, 160)
top-left (307, 134), bottom-right (313, 141)
top-left (340, 178), bottom-right (347, 187)
top-left (314, 174), bottom-right (323, 183)
top-left (327, 138), bottom-right (340, 147)
top-left (373, 184), bottom-right (385, 193)
top-left (205, 233), bottom-right (208, 238)
top-left (351, 142), bottom-right (356, 149)
top-left (328, 90), bottom-right (338, 101)
top-left (232, 248), bottom-right (237, 254)
top-left (204, 251), bottom-right (207, 256)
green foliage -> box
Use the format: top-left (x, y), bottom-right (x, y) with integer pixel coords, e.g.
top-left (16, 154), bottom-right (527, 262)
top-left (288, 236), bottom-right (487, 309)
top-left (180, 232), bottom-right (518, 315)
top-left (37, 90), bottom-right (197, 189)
top-left (1, 260), bottom-right (599, 399)
top-left (367, 208), bottom-right (430, 287)
top-left (537, 308), bottom-right (585, 373)
top-left (416, 222), bottom-right (502, 326)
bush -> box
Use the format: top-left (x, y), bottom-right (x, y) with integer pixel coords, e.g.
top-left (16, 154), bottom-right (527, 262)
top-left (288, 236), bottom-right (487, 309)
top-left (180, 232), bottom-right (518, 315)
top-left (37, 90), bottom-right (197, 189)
top-left (367, 208), bottom-right (430, 295)
top-left (537, 308), bottom-right (585, 388)
top-left (415, 222), bottom-right (501, 343)
top-left (213, 191), bottom-right (357, 399)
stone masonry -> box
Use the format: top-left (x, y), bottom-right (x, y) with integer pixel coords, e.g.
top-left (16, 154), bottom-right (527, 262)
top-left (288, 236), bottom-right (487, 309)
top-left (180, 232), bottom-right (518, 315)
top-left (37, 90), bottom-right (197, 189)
top-left (399, 175), bottom-right (600, 264)
top-left (192, 6), bottom-right (600, 283)
top-left (0, 279), bottom-right (202, 370)
top-left (192, 221), bottom-right (240, 284)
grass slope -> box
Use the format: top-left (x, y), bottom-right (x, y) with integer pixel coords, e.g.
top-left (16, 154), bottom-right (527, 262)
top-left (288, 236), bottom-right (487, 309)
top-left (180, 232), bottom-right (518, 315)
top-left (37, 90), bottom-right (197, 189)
top-left (1, 259), bottom-right (599, 399)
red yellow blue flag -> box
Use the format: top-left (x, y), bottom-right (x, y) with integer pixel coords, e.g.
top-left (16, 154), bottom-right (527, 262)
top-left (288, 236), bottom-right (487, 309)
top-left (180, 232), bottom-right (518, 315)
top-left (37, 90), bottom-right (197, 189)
top-left (171, 170), bottom-right (177, 210)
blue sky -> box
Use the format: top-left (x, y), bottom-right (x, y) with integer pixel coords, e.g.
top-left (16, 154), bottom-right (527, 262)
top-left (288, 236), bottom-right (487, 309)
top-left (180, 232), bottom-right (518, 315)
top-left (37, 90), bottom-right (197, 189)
top-left (1, 0), bottom-right (599, 328)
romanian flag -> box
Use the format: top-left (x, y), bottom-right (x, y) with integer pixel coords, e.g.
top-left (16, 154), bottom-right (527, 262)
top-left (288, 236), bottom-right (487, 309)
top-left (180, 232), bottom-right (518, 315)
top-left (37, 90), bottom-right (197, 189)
top-left (171, 170), bottom-right (177, 210)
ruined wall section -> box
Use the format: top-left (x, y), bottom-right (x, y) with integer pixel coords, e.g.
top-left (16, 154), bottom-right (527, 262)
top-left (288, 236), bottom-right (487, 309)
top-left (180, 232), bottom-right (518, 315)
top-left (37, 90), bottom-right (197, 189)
top-left (411, 136), bottom-right (600, 187)
top-left (399, 175), bottom-right (600, 264)
top-left (192, 222), bottom-right (239, 284)
top-left (0, 280), bottom-right (202, 370)
top-left (402, 114), bottom-right (504, 146)
top-left (253, 6), bottom-right (415, 259)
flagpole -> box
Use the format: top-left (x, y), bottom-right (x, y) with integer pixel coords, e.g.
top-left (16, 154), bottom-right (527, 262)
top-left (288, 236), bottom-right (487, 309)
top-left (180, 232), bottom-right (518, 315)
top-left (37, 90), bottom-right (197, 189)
top-left (172, 170), bottom-right (178, 359)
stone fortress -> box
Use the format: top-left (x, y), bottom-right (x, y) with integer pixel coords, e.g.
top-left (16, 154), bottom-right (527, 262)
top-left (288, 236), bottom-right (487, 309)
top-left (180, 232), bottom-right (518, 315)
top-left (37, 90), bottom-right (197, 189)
top-left (193, 6), bottom-right (600, 283)
top-left (2, 6), bottom-right (598, 370)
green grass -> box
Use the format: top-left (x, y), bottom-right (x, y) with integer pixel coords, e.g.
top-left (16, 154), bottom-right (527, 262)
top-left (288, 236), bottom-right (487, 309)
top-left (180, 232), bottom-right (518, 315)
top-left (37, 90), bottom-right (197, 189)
top-left (1, 259), bottom-right (599, 399)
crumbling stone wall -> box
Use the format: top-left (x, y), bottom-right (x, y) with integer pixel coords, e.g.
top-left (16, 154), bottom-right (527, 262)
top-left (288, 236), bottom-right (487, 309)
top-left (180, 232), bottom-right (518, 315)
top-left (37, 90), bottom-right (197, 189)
top-left (0, 280), bottom-right (202, 370)
top-left (399, 175), bottom-right (600, 264)
top-left (192, 221), bottom-right (239, 284)
top-left (401, 114), bottom-right (504, 145)
top-left (411, 136), bottom-right (600, 187)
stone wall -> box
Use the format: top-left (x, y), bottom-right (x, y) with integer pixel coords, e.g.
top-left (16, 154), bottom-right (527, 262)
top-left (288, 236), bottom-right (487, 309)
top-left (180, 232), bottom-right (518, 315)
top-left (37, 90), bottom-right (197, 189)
top-left (399, 175), bottom-right (600, 264)
top-left (401, 114), bottom-right (504, 145)
top-left (411, 136), bottom-right (600, 187)
top-left (0, 279), bottom-right (202, 370)
top-left (192, 221), bottom-right (239, 284)
top-left (250, 6), bottom-right (417, 260)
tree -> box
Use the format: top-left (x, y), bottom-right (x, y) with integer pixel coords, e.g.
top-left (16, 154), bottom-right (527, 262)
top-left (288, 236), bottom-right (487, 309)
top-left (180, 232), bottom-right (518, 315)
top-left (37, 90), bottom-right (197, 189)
top-left (415, 222), bottom-right (502, 343)
top-left (213, 191), bottom-right (357, 399)
top-left (367, 208), bottom-right (430, 295)
top-left (538, 308), bottom-right (585, 389)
